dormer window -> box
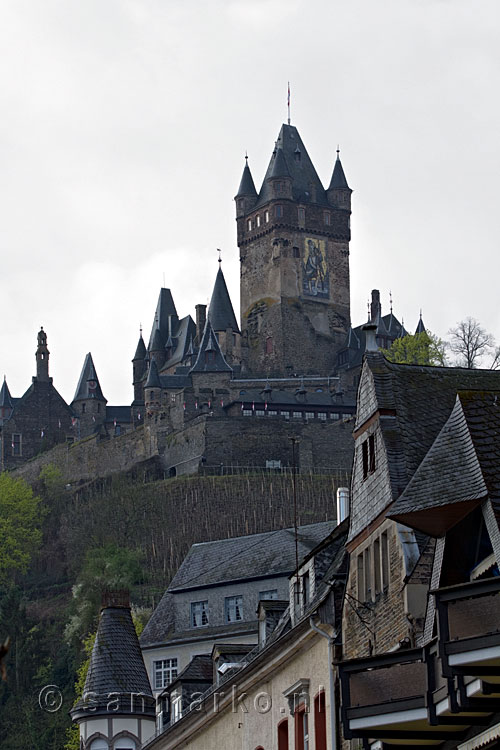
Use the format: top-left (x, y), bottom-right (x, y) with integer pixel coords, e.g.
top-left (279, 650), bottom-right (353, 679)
top-left (362, 434), bottom-right (376, 479)
top-left (191, 600), bottom-right (208, 627)
top-left (225, 595), bottom-right (243, 622)
top-left (275, 181), bottom-right (283, 195)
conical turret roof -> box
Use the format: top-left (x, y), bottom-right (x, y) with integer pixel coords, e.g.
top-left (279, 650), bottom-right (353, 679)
top-left (236, 159), bottom-right (257, 197)
top-left (133, 333), bottom-right (146, 361)
top-left (329, 153), bottom-right (350, 190)
top-left (270, 146), bottom-right (291, 179)
top-left (71, 596), bottom-right (154, 720)
top-left (189, 319), bottom-right (232, 374)
top-left (148, 288), bottom-right (178, 350)
top-left (73, 353), bottom-right (106, 402)
top-left (208, 265), bottom-right (240, 333)
top-left (145, 357), bottom-right (162, 388)
top-left (0, 377), bottom-right (13, 409)
top-left (415, 314), bottom-right (426, 335)
top-left (150, 326), bottom-right (163, 353)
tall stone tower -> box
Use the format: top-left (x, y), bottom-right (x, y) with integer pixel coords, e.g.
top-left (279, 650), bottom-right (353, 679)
top-left (235, 124), bottom-right (352, 377)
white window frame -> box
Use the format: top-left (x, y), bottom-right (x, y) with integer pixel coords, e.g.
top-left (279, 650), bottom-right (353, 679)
top-left (153, 658), bottom-right (178, 690)
top-left (191, 600), bottom-right (209, 627)
top-left (225, 595), bottom-right (243, 623)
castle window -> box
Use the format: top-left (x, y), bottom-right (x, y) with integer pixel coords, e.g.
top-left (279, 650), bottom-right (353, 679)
top-left (275, 181), bottom-right (283, 195)
top-left (281, 411), bottom-right (290, 418)
top-left (82, 403), bottom-right (86, 414)
top-left (259, 589), bottom-right (278, 600)
top-left (381, 531), bottom-right (389, 589)
top-left (191, 600), bottom-right (208, 627)
top-left (293, 411), bottom-right (302, 419)
top-left (267, 410), bottom-right (277, 416)
top-left (330, 412), bottom-right (340, 420)
top-left (256, 215), bottom-right (261, 227)
top-left (357, 548), bottom-right (371, 602)
top-left (97, 403), bottom-right (101, 413)
top-left (153, 658), bottom-right (178, 690)
top-left (318, 412), bottom-right (327, 421)
top-left (238, 199), bottom-right (243, 210)
top-left (243, 409), bottom-right (252, 416)
top-left (225, 595), bottom-right (243, 622)
top-left (205, 351), bottom-right (216, 363)
top-left (266, 336), bottom-right (273, 354)
top-left (323, 210), bottom-right (331, 226)
top-left (362, 434), bottom-right (376, 479)
top-left (275, 205), bottom-right (283, 219)
top-left (255, 409), bottom-right (265, 416)
top-left (247, 218), bottom-right (252, 231)
top-left (298, 207), bottom-right (305, 222)
top-left (171, 394), bottom-right (176, 403)
top-left (305, 412), bottom-right (314, 420)
top-left (150, 391), bottom-right (154, 400)
top-left (265, 210), bottom-right (269, 223)
top-left (293, 246), bottom-right (300, 258)
top-left (11, 433), bottom-right (21, 456)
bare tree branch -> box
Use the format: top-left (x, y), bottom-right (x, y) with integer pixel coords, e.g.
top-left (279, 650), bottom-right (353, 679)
top-left (448, 317), bottom-right (495, 369)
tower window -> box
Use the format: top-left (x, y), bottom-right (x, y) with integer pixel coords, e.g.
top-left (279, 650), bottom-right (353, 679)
top-left (323, 211), bottom-right (331, 225)
top-left (264, 210), bottom-right (269, 223)
top-left (256, 215), bottom-right (261, 227)
top-left (275, 205), bottom-right (283, 218)
top-left (266, 336), bottom-right (273, 354)
top-left (238, 199), bottom-right (244, 210)
top-left (298, 207), bottom-right (305, 222)
top-left (293, 246), bottom-right (300, 258)
top-left (82, 403), bottom-right (86, 414)
top-left (275, 181), bottom-right (283, 195)
top-left (247, 218), bottom-right (252, 231)
top-left (11, 433), bottom-right (22, 456)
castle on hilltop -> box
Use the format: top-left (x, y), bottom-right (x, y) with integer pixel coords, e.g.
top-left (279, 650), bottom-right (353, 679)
top-left (0, 121), bottom-right (425, 476)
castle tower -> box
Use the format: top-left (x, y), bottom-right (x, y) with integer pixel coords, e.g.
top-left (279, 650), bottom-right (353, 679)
top-left (144, 356), bottom-right (162, 417)
top-left (72, 353), bottom-right (107, 436)
top-left (70, 590), bottom-right (155, 749)
top-left (35, 327), bottom-right (50, 382)
top-left (0, 377), bottom-right (13, 425)
top-left (235, 124), bottom-right (352, 377)
top-left (132, 331), bottom-right (147, 403)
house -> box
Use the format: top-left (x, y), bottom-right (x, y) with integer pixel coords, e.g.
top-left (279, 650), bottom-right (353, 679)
top-left (338, 332), bottom-right (500, 748)
top-left (139, 521), bottom-right (336, 708)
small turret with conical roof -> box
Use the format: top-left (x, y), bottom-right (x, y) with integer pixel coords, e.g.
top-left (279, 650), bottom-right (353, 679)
top-left (0, 377), bottom-right (13, 425)
top-left (132, 329), bottom-right (147, 407)
top-left (235, 155), bottom-right (258, 218)
top-left (189, 318), bottom-right (232, 375)
top-left (71, 353), bottom-right (107, 436)
top-left (415, 311), bottom-right (426, 335)
top-left (207, 261), bottom-right (241, 367)
top-left (145, 356), bottom-right (162, 417)
top-left (70, 590), bottom-right (155, 748)
top-left (327, 148), bottom-right (352, 212)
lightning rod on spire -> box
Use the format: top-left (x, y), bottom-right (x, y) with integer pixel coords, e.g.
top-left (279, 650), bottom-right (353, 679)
top-left (287, 82), bottom-right (291, 125)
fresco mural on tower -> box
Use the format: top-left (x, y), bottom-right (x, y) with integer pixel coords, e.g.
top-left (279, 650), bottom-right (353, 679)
top-left (302, 238), bottom-right (329, 298)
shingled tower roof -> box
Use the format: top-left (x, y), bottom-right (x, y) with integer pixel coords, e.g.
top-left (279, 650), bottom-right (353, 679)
top-left (236, 158), bottom-right (257, 197)
top-left (73, 353), bottom-right (106, 402)
top-left (189, 318), bottom-right (232, 374)
top-left (329, 152), bottom-right (350, 189)
top-left (415, 313), bottom-right (426, 334)
top-left (133, 333), bottom-right (146, 361)
top-left (208, 265), bottom-right (239, 333)
top-left (71, 593), bottom-right (154, 720)
top-left (0, 377), bottom-right (13, 409)
top-left (148, 288), bottom-right (178, 350)
top-left (255, 123), bottom-right (328, 208)
top-left (145, 356), bottom-right (162, 388)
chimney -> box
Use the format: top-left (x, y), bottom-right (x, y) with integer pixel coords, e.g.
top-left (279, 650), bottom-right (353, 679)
top-left (370, 289), bottom-right (381, 323)
top-left (195, 304), bottom-right (207, 346)
top-left (363, 323), bottom-right (378, 353)
top-left (336, 487), bottom-right (349, 523)
top-left (101, 589), bottom-right (130, 610)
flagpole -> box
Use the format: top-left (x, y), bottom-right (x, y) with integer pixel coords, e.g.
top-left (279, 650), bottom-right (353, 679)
top-left (287, 82), bottom-right (291, 125)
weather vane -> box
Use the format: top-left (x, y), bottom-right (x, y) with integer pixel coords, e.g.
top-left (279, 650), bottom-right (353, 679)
top-left (217, 248), bottom-right (222, 264)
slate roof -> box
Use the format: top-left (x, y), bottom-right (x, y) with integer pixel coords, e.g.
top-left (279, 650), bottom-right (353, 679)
top-left (329, 154), bottom-right (350, 190)
top-left (133, 334), bottom-right (147, 361)
top-left (235, 159), bottom-right (257, 197)
top-left (168, 521), bottom-right (335, 592)
top-left (148, 288), bottom-right (178, 351)
top-left (162, 315), bottom-right (197, 371)
top-left (415, 315), bottom-right (426, 335)
top-left (339, 314), bottom-right (407, 369)
top-left (232, 387), bottom-right (355, 410)
top-left (389, 390), bottom-right (500, 534)
top-left (145, 357), bottom-right (162, 388)
top-left (349, 355), bottom-right (500, 542)
top-left (0, 378), bottom-right (13, 408)
top-left (189, 319), bottom-right (232, 374)
top-left (72, 605), bottom-right (154, 718)
top-left (72, 353), bottom-right (106, 402)
top-left (255, 124), bottom-right (330, 208)
top-left (105, 405), bottom-right (133, 423)
top-left (168, 654), bottom-right (213, 688)
top-left (208, 266), bottom-right (239, 334)
top-left (150, 326), bottom-right (164, 353)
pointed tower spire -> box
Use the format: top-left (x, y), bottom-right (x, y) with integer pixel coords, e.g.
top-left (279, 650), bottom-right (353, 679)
top-left (73, 353), bottom-right (106, 402)
top-left (133, 328), bottom-right (146, 361)
top-left (327, 147), bottom-right (352, 212)
top-left (189, 319), bottom-right (232, 374)
top-left (70, 591), bottom-right (155, 742)
top-left (415, 310), bottom-right (426, 335)
top-left (0, 377), bottom-right (13, 409)
top-left (145, 356), bottom-right (162, 389)
top-left (329, 149), bottom-right (350, 190)
top-left (208, 264), bottom-right (240, 333)
top-left (236, 155), bottom-right (257, 198)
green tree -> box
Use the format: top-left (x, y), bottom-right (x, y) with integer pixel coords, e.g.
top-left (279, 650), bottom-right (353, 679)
top-left (381, 331), bottom-right (447, 366)
top-left (0, 474), bottom-right (43, 584)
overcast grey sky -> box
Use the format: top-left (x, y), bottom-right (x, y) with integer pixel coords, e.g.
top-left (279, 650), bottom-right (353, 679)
top-left (1, 0), bottom-right (499, 404)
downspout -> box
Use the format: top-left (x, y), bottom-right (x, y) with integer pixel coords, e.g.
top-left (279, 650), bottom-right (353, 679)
top-left (309, 617), bottom-right (338, 750)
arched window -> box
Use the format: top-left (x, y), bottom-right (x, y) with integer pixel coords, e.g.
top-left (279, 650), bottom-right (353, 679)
top-left (278, 718), bottom-right (289, 750)
top-left (266, 337), bottom-right (273, 354)
top-left (90, 739), bottom-right (108, 750)
top-left (113, 733), bottom-right (137, 749)
top-left (314, 691), bottom-right (326, 750)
